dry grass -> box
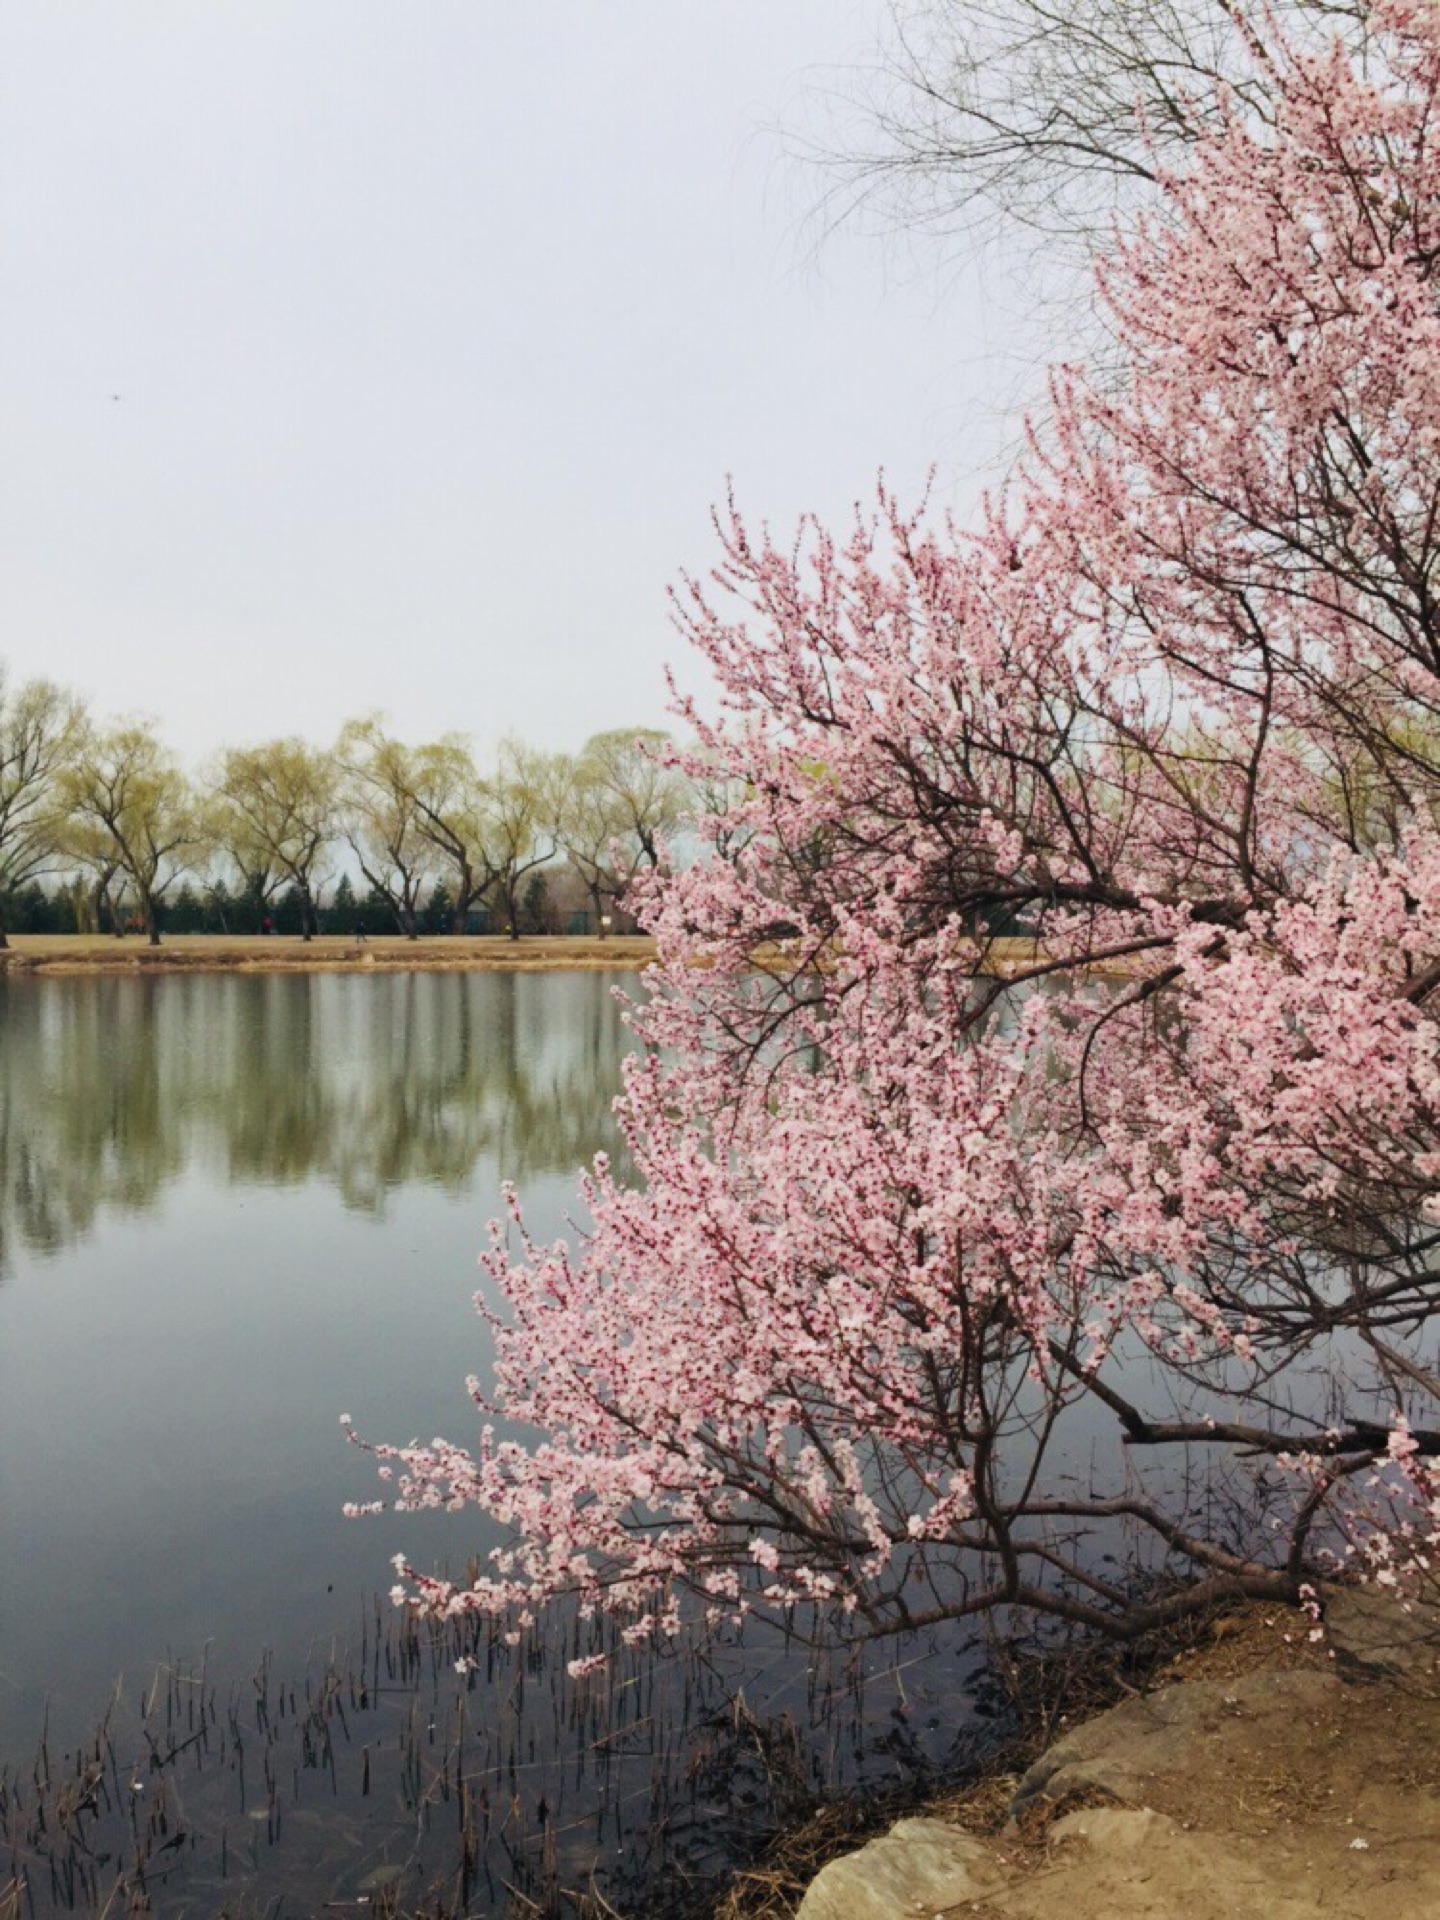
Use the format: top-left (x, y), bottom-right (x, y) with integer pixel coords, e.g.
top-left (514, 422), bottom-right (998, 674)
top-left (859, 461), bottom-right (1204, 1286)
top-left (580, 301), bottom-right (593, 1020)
top-left (0, 929), bottom-right (1140, 985)
top-left (0, 933), bottom-right (658, 975)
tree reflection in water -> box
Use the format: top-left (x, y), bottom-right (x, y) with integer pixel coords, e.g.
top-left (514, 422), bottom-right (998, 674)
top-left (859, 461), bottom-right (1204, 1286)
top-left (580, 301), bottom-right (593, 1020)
top-left (0, 969), bottom-right (637, 1271)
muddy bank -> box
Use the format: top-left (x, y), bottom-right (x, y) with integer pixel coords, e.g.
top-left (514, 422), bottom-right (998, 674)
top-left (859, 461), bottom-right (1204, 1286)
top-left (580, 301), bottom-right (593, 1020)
top-left (0, 933), bottom-right (657, 975)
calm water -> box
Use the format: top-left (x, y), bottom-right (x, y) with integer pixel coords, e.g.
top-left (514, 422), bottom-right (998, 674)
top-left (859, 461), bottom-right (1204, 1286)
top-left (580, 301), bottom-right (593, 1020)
top-left (0, 971), bottom-right (981, 1916)
top-left (0, 970), bottom-right (637, 1754)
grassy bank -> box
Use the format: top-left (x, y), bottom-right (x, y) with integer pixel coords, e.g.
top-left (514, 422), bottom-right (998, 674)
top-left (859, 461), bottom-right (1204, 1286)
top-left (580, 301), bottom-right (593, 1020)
top-left (0, 932), bottom-right (658, 975)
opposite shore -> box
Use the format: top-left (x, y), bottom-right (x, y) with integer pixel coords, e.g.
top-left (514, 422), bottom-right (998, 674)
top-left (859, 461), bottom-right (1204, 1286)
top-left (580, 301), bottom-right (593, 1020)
top-left (0, 931), bottom-right (659, 975)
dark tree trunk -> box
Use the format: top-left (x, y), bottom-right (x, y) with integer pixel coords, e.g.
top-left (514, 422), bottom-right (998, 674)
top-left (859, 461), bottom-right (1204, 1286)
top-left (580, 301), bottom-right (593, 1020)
top-left (452, 863), bottom-right (475, 936)
top-left (100, 882), bottom-right (123, 937)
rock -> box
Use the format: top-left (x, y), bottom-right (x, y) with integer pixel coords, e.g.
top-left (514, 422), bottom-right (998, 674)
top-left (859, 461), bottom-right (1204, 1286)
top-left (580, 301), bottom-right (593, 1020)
top-left (795, 1816), bottom-right (1002, 1920)
top-left (1323, 1584), bottom-right (1440, 1689)
top-left (1050, 1806), bottom-right (1182, 1851)
top-left (1011, 1669), bottom-right (1336, 1814)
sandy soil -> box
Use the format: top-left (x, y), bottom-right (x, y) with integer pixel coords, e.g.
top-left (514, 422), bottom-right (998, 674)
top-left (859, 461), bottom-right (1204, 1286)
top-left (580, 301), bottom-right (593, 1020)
top-left (0, 932), bottom-right (657, 975)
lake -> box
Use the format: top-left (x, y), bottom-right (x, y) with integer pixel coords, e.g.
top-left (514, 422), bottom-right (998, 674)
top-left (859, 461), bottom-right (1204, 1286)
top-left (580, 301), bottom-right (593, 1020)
top-left (0, 970), bottom-right (980, 1916)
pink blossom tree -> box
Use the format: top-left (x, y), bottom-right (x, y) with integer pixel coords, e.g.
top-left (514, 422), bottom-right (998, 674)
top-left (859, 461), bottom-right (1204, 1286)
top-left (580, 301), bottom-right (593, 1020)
top-left (354, 1), bottom-right (1440, 1649)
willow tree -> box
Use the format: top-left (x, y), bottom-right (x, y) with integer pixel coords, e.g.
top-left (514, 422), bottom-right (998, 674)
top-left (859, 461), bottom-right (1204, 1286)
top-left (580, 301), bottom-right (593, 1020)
top-left (556, 730), bottom-right (685, 934)
top-left (60, 725), bottom-right (196, 947)
top-left (209, 738), bottom-right (337, 939)
top-left (0, 671), bottom-right (86, 948)
top-left (481, 738), bottom-right (561, 941)
top-left (336, 719), bottom-right (440, 940)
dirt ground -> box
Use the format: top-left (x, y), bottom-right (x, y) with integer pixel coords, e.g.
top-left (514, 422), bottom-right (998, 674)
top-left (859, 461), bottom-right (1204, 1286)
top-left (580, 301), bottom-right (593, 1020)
top-left (973, 1600), bottom-right (1440, 1920)
top-left (0, 931), bottom-right (1084, 983)
top-left (744, 1594), bottom-right (1440, 1919)
top-left (0, 932), bottom-right (657, 974)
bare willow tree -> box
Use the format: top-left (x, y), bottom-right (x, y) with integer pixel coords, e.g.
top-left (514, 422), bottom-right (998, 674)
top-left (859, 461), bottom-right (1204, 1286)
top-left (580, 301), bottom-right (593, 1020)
top-left (814, 0), bottom-right (1369, 257)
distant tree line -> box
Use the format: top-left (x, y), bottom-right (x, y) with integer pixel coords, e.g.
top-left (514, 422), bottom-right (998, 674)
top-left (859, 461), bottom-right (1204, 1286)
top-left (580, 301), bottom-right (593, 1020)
top-left (0, 669), bottom-right (691, 945)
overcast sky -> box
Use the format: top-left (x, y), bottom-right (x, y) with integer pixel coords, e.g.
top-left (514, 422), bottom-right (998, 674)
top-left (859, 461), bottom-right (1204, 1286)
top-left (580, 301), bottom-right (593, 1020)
top-left (0, 3), bottom-right (1025, 763)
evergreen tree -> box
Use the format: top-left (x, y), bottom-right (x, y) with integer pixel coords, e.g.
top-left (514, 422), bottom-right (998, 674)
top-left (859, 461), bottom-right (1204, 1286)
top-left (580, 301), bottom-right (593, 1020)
top-left (424, 880), bottom-right (454, 935)
top-left (328, 872), bottom-right (357, 936)
top-left (168, 883), bottom-right (206, 934)
top-left (274, 884), bottom-right (306, 936)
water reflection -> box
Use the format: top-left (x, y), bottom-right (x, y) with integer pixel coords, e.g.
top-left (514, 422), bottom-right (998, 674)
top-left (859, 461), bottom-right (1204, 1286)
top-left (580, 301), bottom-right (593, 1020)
top-left (0, 970), bottom-right (635, 1270)
top-left (0, 968), bottom-right (988, 1915)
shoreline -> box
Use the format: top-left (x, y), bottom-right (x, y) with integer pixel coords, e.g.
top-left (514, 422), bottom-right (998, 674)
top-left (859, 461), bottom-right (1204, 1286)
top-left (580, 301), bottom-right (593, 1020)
top-left (722, 1588), bottom-right (1439, 1920)
top-left (0, 932), bottom-right (658, 976)
top-left (713, 1604), bottom-right (1303, 1918)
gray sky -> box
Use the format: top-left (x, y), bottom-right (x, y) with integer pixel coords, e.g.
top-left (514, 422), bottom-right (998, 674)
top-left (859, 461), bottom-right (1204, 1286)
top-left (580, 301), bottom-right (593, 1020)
top-left (0, 2), bottom-right (1019, 763)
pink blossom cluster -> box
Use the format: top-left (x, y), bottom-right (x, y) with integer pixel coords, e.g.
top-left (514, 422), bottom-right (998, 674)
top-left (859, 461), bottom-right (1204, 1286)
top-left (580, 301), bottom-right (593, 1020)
top-left (358, 1), bottom-right (1440, 1647)
top-left (1377, 1421), bottom-right (1440, 1588)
